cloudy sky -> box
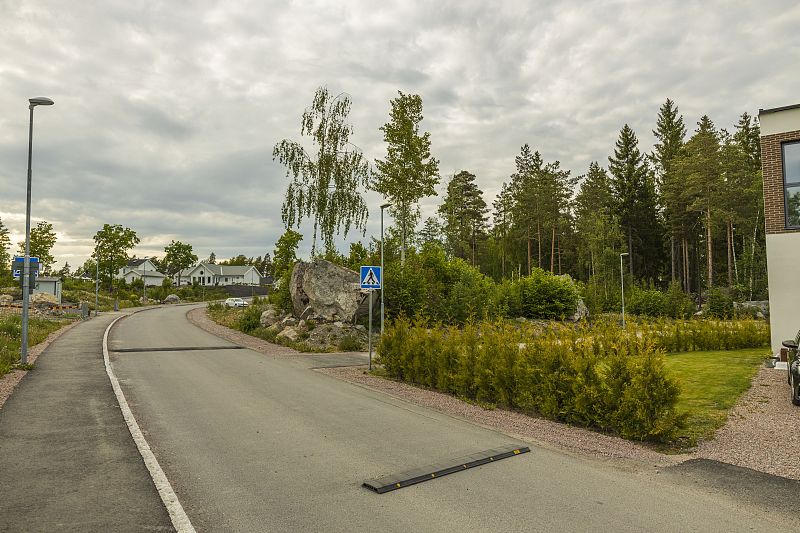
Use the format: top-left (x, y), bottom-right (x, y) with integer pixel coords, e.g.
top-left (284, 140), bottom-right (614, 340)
top-left (1, 1), bottom-right (799, 270)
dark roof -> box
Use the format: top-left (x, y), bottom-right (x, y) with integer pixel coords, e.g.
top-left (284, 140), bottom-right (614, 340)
top-left (127, 258), bottom-right (149, 267)
top-left (759, 103), bottom-right (800, 116)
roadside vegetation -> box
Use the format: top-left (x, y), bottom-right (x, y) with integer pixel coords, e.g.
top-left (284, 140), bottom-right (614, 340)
top-left (377, 315), bottom-right (769, 446)
top-left (0, 314), bottom-right (72, 377)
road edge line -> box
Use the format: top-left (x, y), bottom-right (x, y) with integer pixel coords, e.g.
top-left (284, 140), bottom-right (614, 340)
top-left (103, 315), bottom-right (196, 533)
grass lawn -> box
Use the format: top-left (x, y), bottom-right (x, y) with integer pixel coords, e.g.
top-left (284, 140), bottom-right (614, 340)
top-left (665, 347), bottom-right (769, 447)
top-left (0, 315), bottom-right (72, 377)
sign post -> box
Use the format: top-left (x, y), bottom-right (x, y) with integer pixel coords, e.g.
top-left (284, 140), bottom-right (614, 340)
top-left (360, 266), bottom-right (382, 371)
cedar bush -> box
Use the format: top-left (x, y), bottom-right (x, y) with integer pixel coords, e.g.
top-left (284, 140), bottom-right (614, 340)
top-left (640, 318), bottom-right (769, 352)
top-left (378, 317), bottom-right (684, 441)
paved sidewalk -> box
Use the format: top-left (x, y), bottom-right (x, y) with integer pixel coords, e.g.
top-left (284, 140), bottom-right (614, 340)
top-left (0, 313), bottom-right (173, 532)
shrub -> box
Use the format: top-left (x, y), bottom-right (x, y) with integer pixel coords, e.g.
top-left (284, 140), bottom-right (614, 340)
top-left (664, 282), bottom-right (695, 319)
top-left (516, 269), bottom-right (580, 319)
top-left (378, 317), bottom-right (683, 441)
top-left (627, 287), bottom-right (668, 318)
top-left (705, 288), bottom-right (734, 319)
top-left (236, 305), bottom-right (263, 333)
top-left (337, 334), bottom-right (362, 352)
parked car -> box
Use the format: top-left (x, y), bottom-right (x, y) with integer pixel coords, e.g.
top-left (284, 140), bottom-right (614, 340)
top-left (782, 330), bottom-right (800, 406)
top-left (224, 297), bottom-right (248, 308)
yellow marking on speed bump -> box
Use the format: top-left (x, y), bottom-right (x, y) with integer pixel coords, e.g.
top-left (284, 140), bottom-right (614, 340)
top-left (431, 473), bottom-right (435, 478)
top-left (513, 449), bottom-right (520, 455)
top-left (396, 483), bottom-right (401, 488)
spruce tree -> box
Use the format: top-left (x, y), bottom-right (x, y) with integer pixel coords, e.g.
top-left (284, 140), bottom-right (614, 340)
top-left (651, 99), bottom-right (686, 284)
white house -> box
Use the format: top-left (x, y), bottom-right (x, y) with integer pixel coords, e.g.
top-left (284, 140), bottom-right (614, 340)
top-left (179, 262), bottom-right (263, 286)
top-left (117, 258), bottom-right (166, 287)
top-left (759, 103), bottom-right (800, 354)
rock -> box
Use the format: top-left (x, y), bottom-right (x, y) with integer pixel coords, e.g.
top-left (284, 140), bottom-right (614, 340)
top-left (567, 299), bottom-right (589, 322)
top-left (355, 324), bottom-right (366, 332)
top-left (266, 323), bottom-right (283, 335)
top-left (0, 294), bottom-right (13, 305)
top-left (734, 300), bottom-right (770, 318)
top-left (276, 326), bottom-right (299, 342)
top-left (260, 307), bottom-right (282, 327)
top-left (289, 259), bottom-right (368, 322)
top-left (333, 321), bottom-right (344, 328)
top-left (298, 319), bottom-right (306, 329)
top-left (31, 292), bottom-right (58, 305)
top-left (281, 316), bottom-right (298, 327)
top-left (163, 294), bottom-right (180, 304)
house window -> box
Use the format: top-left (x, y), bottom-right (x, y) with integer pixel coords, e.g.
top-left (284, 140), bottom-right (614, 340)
top-left (784, 141), bottom-right (800, 228)
top-left (225, 277), bottom-right (228, 282)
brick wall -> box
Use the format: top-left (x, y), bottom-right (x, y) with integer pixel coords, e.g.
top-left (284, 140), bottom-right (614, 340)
top-left (761, 129), bottom-right (800, 235)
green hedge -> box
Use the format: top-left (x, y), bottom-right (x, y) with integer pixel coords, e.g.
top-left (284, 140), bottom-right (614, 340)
top-left (378, 317), bottom-right (684, 441)
top-left (638, 318), bottom-right (769, 352)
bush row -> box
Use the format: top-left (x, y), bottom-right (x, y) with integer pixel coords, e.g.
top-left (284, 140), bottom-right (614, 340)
top-left (384, 245), bottom-right (581, 324)
top-left (636, 318), bottom-right (770, 352)
top-left (378, 317), bottom-right (684, 441)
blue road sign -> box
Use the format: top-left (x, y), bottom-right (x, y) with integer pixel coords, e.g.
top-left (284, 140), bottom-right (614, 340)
top-left (12, 256), bottom-right (39, 279)
top-left (360, 266), bottom-right (382, 289)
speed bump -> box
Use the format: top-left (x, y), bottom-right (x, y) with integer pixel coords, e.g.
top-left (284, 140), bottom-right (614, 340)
top-left (363, 444), bottom-right (530, 494)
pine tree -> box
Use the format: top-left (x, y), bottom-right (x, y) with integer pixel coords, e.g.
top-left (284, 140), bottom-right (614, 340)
top-left (608, 124), bottom-right (662, 281)
top-left (438, 171), bottom-right (488, 266)
top-left (675, 116), bottom-right (723, 288)
top-left (651, 99), bottom-right (686, 284)
top-left (491, 182), bottom-right (514, 278)
top-left (418, 217), bottom-right (444, 247)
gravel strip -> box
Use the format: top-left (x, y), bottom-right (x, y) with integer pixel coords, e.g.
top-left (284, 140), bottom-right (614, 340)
top-left (189, 307), bottom-right (800, 479)
top-left (692, 366), bottom-right (800, 480)
top-left (0, 318), bottom-right (82, 410)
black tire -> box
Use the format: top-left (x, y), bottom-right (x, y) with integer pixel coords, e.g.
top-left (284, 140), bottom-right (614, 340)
top-left (792, 374), bottom-right (800, 406)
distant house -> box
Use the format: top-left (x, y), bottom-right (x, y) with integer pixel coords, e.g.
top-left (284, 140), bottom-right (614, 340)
top-left (34, 276), bottom-right (63, 304)
top-left (116, 258), bottom-right (166, 287)
top-left (759, 103), bottom-right (800, 355)
top-left (179, 262), bottom-right (263, 286)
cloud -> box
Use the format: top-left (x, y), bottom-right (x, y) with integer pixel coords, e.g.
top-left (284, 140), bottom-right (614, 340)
top-left (1, 0), bottom-right (798, 268)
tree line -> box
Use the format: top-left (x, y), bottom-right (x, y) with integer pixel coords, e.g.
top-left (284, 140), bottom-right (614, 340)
top-left (275, 90), bottom-right (766, 305)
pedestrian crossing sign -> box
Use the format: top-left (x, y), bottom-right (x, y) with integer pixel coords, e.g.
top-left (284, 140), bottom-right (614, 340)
top-left (360, 266), bottom-right (382, 289)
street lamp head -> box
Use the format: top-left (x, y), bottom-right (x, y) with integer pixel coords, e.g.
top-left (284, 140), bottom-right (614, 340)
top-left (29, 97), bottom-right (54, 108)
top-left (620, 252), bottom-right (629, 257)
top-left (380, 202), bottom-right (392, 209)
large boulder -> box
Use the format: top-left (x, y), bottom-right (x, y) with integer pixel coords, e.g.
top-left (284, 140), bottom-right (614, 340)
top-left (31, 292), bottom-right (58, 305)
top-left (276, 326), bottom-right (299, 342)
top-left (567, 298), bottom-right (589, 322)
top-left (163, 294), bottom-right (180, 304)
top-left (0, 294), bottom-right (13, 305)
top-left (290, 259), bottom-right (369, 322)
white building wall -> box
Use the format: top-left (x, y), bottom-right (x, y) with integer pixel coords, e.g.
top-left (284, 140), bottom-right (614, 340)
top-left (766, 232), bottom-right (800, 353)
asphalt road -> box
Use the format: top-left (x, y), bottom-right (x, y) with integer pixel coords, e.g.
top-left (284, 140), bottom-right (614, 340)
top-left (110, 305), bottom-right (796, 532)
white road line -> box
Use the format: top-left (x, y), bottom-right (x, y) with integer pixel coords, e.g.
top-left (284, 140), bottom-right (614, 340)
top-left (103, 315), bottom-right (196, 533)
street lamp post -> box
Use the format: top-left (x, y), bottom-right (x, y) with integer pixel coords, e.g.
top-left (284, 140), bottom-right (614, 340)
top-left (143, 257), bottom-right (147, 302)
top-left (620, 252), bottom-right (629, 328)
top-left (380, 202), bottom-right (391, 336)
top-left (21, 97), bottom-right (54, 365)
